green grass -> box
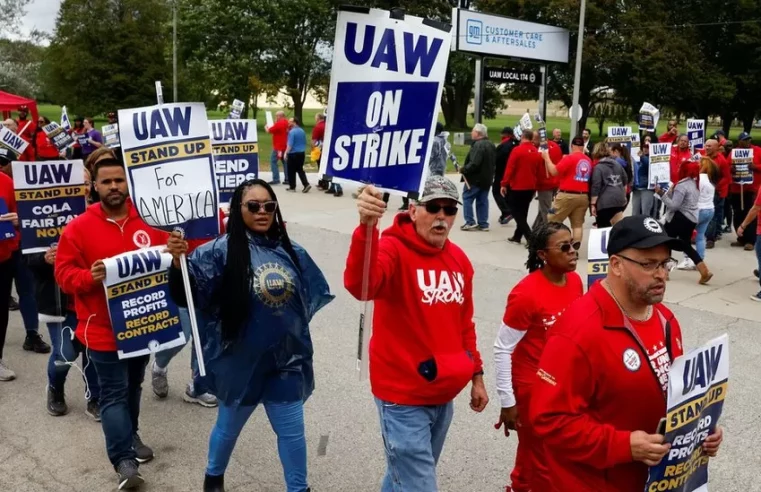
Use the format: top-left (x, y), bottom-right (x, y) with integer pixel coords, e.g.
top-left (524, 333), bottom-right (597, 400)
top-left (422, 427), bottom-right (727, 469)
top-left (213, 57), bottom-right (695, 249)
top-left (35, 104), bottom-right (738, 172)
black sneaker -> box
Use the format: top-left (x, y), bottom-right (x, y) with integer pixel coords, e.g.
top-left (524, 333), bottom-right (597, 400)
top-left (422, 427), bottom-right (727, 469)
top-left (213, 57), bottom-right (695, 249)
top-left (23, 332), bottom-right (51, 354)
top-left (302, 184), bottom-right (312, 193)
top-left (325, 188), bottom-right (335, 195)
top-left (46, 386), bottom-right (68, 416)
top-left (86, 399), bottom-right (101, 422)
top-left (334, 190), bottom-right (343, 197)
top-left (203, 473), bottom-right (225, 492)
top-left (8, 296), bottom-right (19, 311)
top-left (133, 433), bottom-right (154, 463)
top-left (116, 459), bottom-right (144, 490)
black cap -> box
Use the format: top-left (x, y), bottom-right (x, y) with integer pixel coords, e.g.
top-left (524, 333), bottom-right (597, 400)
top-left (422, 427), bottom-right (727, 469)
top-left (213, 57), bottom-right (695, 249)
top-left (738, 131), bottom-right (751, 141)
top-left (571, 136), bottom-right (585, 146)
top-left (0, 147), bottom-right (11, 165)
top-left (501, 126), bottom-right (514, 136)
top-left (435, 122), bottom-right (444, 134)
top-left (607, 215), bottom-right (683, 256)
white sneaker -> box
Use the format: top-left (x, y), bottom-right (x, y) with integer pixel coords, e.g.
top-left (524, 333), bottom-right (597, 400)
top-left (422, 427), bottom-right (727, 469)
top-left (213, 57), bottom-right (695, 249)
top-left (677, 259), bottom-right (696, 271)
top-left (183, 382), bottom-right (218, 408)
top-left (0, 360), bottom-right (16, 381)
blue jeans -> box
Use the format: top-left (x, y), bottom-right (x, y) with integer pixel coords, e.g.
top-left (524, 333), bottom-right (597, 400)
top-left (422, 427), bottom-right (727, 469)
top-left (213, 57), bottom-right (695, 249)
top-left (462, 185), bottom-right (489, 228)
top-left (270, 150), bottom-right (288, 183)
top-left (696, 208), bottom-right (715, 260)
top-left (11, 250), bottom-right (38, 333)
top-left (88, 349), bottom-right (149, 466)
top-left (47, 311), bottom-right (100, 401)
top-left (208, 401), bottom-right (307, 490)
top-left (153, 307), bottom-right (208, 394)
top-left (706, 195), bottom-right (724, 241)
top-left (375, 398), bottom-right (454, 492)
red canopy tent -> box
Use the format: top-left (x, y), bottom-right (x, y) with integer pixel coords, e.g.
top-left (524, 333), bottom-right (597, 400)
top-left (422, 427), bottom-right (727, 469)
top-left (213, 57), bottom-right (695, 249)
top-left (0, 90), bottom-right (39, 128)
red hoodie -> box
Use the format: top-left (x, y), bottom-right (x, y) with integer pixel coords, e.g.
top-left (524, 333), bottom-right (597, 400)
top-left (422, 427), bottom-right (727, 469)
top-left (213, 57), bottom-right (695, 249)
top-left (55, 199), bottom-right (169, 351)
top-left (529, 282), bottom-right (683, 492)
top-left (268, 118), bottom-right (289, 152)
top-left (0, 172), bottom-right (18, 262)
top-left (502, 141), bottom-right (543, 190)
top-left (344, 213), bottom-right (483, 406)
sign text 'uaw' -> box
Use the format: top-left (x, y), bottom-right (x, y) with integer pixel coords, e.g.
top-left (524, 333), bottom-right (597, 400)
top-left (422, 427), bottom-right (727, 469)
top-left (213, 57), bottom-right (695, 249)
top-left (209, 119), bottom-right (259, 204)
top-left (118, 103), bottom-right (220, 240)
top-left (319, 8), bottom-right (451, 197)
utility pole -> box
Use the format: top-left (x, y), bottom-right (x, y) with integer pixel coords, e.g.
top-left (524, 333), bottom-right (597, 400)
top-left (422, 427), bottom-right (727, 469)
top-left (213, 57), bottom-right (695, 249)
top-left (172, 0), bottom-right (178, 103)
top-left (569, 0), bottom-right (586, 137)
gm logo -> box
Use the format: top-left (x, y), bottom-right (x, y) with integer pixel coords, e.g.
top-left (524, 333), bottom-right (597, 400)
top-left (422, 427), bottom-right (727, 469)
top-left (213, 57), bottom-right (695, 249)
top-left (466, 19), bottom-right (482, 45)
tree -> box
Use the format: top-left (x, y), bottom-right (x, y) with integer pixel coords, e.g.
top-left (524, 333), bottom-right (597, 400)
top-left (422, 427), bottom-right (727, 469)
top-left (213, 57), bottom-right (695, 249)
top-left (0, 39), bottom-right (45, 98)
top-left (42, 0), bottom-right (171, 115)
top-left (0, 0), bottom-right (31, 37)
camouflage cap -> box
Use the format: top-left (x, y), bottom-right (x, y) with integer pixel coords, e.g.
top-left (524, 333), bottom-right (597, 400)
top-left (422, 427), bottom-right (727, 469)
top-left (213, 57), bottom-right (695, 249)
top-left (417, 174), bottom-right (461, 204)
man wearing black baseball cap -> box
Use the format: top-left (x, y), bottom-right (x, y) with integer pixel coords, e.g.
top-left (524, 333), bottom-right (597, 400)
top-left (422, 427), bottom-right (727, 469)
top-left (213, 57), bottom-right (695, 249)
top-left (530, 215), bottom-right (723, 492)
top-left (494, 127), bottom-right (516, 224)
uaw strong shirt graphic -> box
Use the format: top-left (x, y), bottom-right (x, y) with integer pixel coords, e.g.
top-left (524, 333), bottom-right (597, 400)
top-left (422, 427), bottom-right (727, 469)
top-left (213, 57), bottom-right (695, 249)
top-left (416, 269), bottom-right (464, 305)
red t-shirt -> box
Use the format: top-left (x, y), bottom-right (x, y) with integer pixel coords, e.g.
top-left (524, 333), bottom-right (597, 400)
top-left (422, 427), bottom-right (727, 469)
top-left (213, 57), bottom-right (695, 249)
top-left (268, 119), bottom-right (289, 152)
top-left (502, 270), bottom-right (583, 385)
top-left (629, 315), bottom-right (670, 394)
top-left (556, 152), bottom-right (593, 193)
top-left (754, 189), bottom-right (761, 235)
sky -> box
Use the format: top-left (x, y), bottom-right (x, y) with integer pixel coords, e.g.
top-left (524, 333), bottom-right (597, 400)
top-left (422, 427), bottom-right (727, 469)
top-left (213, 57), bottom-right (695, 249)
top-left (20, 0), bottom-right (60, 37)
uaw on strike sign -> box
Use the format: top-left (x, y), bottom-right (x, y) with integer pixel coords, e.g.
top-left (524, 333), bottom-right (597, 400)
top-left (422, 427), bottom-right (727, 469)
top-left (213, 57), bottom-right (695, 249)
top-left (319, 7), bottom-right (451, 196)
top-left (118, 103), bottom-right (220, 239)
top-left (103, 246), bottom-right (185, 359)
top-left (646, 334), bottom-right (728, 492)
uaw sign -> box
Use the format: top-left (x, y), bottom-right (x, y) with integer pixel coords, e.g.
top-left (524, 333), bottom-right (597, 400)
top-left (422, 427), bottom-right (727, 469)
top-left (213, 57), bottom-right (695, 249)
top-left (103, 246), bottom-right (185, 359)
top-left (118, 103), bottom-right (220, 239)
top-left (319, 7), bottom-right (451, 197)
top-left (484, 67), bottom-right (541, 85)
top-left (209, 119), bottom-right (259, 204)
top-left (42, 122), bottom-right (75, 152)
top-left (587, 227), bottom-right (611, 289)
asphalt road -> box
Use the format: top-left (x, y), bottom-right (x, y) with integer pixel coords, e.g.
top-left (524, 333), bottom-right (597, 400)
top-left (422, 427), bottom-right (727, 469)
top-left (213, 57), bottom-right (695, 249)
top-left (1, 175), bottom-right (759, 491)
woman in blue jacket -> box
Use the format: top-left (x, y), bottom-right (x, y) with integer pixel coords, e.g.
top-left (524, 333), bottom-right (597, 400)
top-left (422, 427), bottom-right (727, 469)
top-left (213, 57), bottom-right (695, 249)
top-left (166, 179), bottom-right (333, 492)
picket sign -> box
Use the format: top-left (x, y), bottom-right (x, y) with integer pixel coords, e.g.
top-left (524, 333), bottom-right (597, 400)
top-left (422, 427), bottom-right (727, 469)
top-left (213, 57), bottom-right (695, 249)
top-left (319, 7), bottom-right (452, 378)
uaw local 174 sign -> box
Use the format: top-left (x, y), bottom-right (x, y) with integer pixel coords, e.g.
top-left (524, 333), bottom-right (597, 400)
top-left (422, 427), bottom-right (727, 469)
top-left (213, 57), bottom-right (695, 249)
top-left (209, 119), bottom-right (258, 204)
top-left (0, 125), bottom-right (29, 158)
top-left (42, 122), bottom-right (75, 151)
top-left (319, 7), bottom-right (452, 197)
top-left (103, 246), bottom-right (185, 359)
top-left (587, 227), bottom-right (611, 290)
top-left (645, 334), bottom-right (728, 492)
top-left (11, 160), bottom-right (86, 254)
top-left (118, 103), bottom-right (220, 239)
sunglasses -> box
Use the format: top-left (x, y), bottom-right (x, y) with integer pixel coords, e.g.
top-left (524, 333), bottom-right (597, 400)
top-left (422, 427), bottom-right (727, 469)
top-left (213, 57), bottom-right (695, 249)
top-left (424, 202), bottom-right (458, 216)
top-left (244, 200), bottom-right (277, 214)
top-left (547, 242), bottom-right (581, 253)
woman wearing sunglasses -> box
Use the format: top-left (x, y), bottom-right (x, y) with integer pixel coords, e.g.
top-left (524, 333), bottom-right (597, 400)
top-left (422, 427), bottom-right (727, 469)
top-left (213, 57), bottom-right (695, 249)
top-left (165, 179), bottom-right (334, 492)
top-left (493, 221), bottom-right (583, 492)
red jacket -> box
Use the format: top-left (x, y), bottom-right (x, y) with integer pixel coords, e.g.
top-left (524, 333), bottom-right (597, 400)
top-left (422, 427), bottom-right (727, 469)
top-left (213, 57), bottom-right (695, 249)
top-left (55, 200), bottom-right (169, 351)
top-left (16, 118), bottom-right (36, 141)
top-left (529, 282), bottom-right (683, 492)
top-left (344, 213), bottom-right (483, 406)
top-left (658, 131), bottom-right (677, 144)
top-left (268, 118), bottom-right (289, 152)
top-left (0, 172), bottom-right (18, 262)
top-left (35, 131), bottom-right (60, 160)
top-left (699, 151), bottom-right (731, 198)
top-left (311, 119), bottom-right (325, 143)
top-left (536, 140), bottom-right (562, 191)
top-left (502, 141), bottom-right (543, 190)
top-left (729, 145), bottom-right (761, 194)
top-left (669, 146), bottom-right (692, 184)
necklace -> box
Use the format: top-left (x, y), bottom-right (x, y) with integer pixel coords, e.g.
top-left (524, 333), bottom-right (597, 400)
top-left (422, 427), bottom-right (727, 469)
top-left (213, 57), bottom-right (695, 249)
top-left (603, 280), bottom-right (653, 322)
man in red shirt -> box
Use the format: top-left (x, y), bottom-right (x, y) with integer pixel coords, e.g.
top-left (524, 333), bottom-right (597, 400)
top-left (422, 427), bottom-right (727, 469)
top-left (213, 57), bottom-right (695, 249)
top-left (658, 120), bottom-right (678, 144)
top-left (345, 175), bottom-right (488, 491)
top-left (266, 111), bottom-right (289, 185)
top-left (737, 188), bottom-right (761, 300)
top-left (56, 157), bottom-right (168, 489)
top-left (532, 131), bottom-right (561, 230)
top-left (15, 104), bottom-right (36, 142)
top-left (669, 134), bottom-right (692, 184)
top-left (501, 130), bottom-right (543, 245)
top-left (729, 132), bottom-right (758, 250)
top-left (530, 216), bottom-right (724, 492)
top-left (702, 139), bottom-right (732, 248)
top-left (543, 136), bottom-right (593, 246)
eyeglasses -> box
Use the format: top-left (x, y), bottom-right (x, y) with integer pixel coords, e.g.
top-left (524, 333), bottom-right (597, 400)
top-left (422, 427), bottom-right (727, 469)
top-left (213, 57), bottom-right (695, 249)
top-left (424, 202), bottom-right (458, 216)
top-left (244, 200), bottom-right (277, 214)
top-left (616, 254), bottom-right (677, 273)
top-left (546, 242), bottom-right (581, 253)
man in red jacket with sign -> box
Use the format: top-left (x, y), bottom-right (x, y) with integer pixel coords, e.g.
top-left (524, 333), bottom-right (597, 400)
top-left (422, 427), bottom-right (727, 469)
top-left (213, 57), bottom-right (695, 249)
top-left (530, 216), bottom-right (724, 492)
top-left (56, 157), bottom-right (168, 489)
top-left (344, 174), bottom-right (488, 491)
top-left (266, 111), bottom-right (289, 185)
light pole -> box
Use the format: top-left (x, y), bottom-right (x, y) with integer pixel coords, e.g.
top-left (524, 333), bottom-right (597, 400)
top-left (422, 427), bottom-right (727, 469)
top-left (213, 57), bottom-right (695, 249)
top-left (172, 0), bottom-right (178, 103)
top-left (569, 0), bottom-right (586, 137)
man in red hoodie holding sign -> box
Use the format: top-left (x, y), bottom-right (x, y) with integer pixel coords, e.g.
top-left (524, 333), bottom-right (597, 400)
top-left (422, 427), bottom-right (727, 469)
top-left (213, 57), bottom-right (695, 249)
top-left (56, 157), bottom-right (168, 489)
top-left (345, 174), bottom-right (489, 491)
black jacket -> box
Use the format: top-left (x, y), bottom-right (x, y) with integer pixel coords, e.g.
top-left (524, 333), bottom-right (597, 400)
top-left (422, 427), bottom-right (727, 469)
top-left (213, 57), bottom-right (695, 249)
top-left (462, 138), bottom-right (496, 190)
top-left (494, 138), bottom-right (518, 186)
top-left (24, 253), bottom-right (71, 317)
